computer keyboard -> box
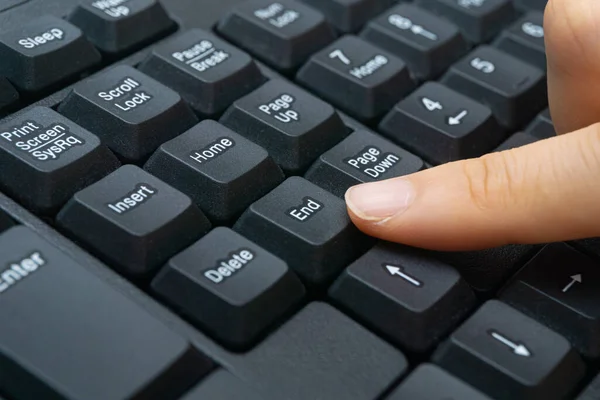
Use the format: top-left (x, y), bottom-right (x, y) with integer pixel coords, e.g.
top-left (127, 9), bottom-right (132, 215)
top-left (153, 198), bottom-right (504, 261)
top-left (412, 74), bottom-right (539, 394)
top-left (0, 0), bottom-right (599, 399)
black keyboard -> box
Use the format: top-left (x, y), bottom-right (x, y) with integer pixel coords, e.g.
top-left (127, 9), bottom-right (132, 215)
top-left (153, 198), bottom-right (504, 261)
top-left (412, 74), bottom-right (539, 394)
top-left (0, 1), bottom-right (599, 399)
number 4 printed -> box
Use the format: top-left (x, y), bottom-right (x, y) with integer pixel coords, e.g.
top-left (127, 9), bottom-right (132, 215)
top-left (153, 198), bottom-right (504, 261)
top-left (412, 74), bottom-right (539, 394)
top-left (421, 97), bottom-right (443, 111)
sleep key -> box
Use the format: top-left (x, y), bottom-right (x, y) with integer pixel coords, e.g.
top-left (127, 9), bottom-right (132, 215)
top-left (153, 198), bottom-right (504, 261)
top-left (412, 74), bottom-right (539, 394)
top-left (152, 227), bottom-right (305, 349)
top-left (0, 16), bottom-right (100, 93)
top-left (0, 107), bottom-right (119, 214)
top-left (305, 130), bottom-right (423, 198)
top-left (58, 65), bottom-right (198, 163)
top-left (139, 29), bottom-right (265, 117)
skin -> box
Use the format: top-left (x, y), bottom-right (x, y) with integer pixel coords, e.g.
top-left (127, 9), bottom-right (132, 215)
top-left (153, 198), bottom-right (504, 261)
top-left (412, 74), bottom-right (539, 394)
top-left (345, 0), bottom-right (600, 251)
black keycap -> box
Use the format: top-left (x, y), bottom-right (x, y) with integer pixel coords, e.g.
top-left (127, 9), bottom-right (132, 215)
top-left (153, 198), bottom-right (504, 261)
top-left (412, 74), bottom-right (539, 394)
top-left (181, 370), bottom-right (264, 400)
top-left (433, 300), bottom-right (585, 400)
top-left (387, 364), bottom-right (493, 400)
top-left (138, 29), bottom-right (265, 118)
top-left (0, 16), bottom-right (100, 93)
top-left (442, 45), bottom-right (546, 129)
top-left (68, 0), bottom-right (175, 54)
top-left (0, 209), bottom-right (14, 233)
top-left (152, 227), bottom-right (305, 349)
top-left (494, 12), bottom-right (546, 70)
top-left (330, 242), bottom-right (476, 352)
top-left (298, 0), bottom-right (394, 33)
top-left (305, 129), bottom-right (424, 197)
top-left (380, 82), bottom-right (505, 165)
top-left (416, 0), bottom-right (516, 44)
top-left (145, 120), bottom-right (284, 223)
top-left (527, 108), bottom-right (555, 139)
top-left (220, 79), bottom-right (348, 174)
top-left (217, 0), bottom-right (336, 72)
top-left (58, 65), bottom-right (198, 163)
top-left (361, 4), bottom-right (468, 80)
top-left (495, 131), bottom-right (539, 151)
top-left (571, 238), bottom-right (600, 261)
top-left (577, 373), bottom-right (600, 400)
top-left (0, 107), bottom-right (120, 213)
top-left (500, 243), bottom-right (600, 359)
top-left (514, 0), bottom-right (547, 12)
top-left (433, 244), bottom-right (541, 295)
top-left (0, 225), bottom-right (212, 400)
top-left (228, 302), bottom-right (408, 400)
top-left (297, 35), bottom-right (414, 121)
top-left (0, 78), bottom-right (18, 114)
top-left (57, 165), bottom-right (210, 277)
top-left (234, 177), bottom-right (370, 287)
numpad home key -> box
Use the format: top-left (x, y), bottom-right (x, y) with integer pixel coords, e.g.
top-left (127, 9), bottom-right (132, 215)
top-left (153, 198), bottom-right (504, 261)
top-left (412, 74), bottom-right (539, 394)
top-left (0, 0), bottom-right (598, 399)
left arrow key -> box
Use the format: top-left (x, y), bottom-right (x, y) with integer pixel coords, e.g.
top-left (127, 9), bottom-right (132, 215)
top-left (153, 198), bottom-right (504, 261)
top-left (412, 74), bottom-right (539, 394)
top-left (329, 242), bottom-right (476, 353)
top-left (0, 16), bottom-right (101, 94)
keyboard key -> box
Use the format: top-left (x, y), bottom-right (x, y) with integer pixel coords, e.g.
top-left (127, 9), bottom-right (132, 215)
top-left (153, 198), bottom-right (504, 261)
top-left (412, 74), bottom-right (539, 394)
top-left (442, 45), bottom-right (546, 129)
top-left (230, 302), bottom-right (408, 400)
top-left (57, 165), bottom-right (210, 277)
top-left (330, 242), bottom-right (476, 352)
top-left (145, 120), bottom-right (284, 223)
top-left (514, 0), bottom-right (547, 12)
top-left (495, 131), bottom-right (539, 151)
top-left (0, 78), bottom-right (18, 114)
top-left (416, 0), bottom-right (516, 44)
top-left (58, 65), bottom-right (198, 163)
top-left (181, 370), bottom-right (264, 400)
top-left (68, 0), bottom-right (175, 54)
top-left (298, 0), bottom-right (394, 33)
top-left (220, 79), bottom-right (347, 174)
top-left (138, 29), bottom-right (265, 118)
top-left (387, 364), bottom-right (493, 400)
top-left (380, 82), bottom-right (505, 165)
top-left (527, 108), bottom-right (555, 139)
top-left (305, 129), bottom-right (424, 197)
top-left (0, 209), bottom-right (14, 233)
top-left (494, 12), bottom-right (546, 70)
top-left (152, 227), bottom-right (305, 349)
top-left (577, 373), bottom-right (600, 400)
top-left (433, 300), bottom-right (585, 400)
top-left (500, 243), bottom-right (600, 359)
top-left (360, 4), bottom-right (468, 80)
top-left (0, 16), bottom-right (100, 93)
top-left (234, 177), bottom-right (370, 287)
top-left (571, 238), bottom-right (600, 261)
top-left (0, 226), bottom-right (212, 400)
top-left (297, 35), bottom-right (414, 121)
top-left (0, 107), bottom-right (120, 213)
top-left (434, 244), bottom-right (540, 295)
top-left (216, 0), bottom-right (336, 72)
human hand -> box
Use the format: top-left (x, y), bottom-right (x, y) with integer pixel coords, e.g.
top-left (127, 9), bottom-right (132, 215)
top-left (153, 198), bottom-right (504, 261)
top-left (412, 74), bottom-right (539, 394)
top-left (345, 0), bottom-right (600, 251)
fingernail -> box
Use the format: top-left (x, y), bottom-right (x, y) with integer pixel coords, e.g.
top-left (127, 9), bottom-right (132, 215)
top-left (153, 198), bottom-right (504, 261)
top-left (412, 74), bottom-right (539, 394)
top-left (345, 179), bottom-right (415, 222)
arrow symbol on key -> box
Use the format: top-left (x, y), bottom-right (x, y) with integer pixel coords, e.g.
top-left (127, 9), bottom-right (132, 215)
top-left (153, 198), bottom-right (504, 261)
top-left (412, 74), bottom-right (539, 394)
top-left (489, 330), bottom-right (531, 357)
top-left (562, 274), bottom-right (582, 293)
top-left (447, 110), bottom-right (468, 125)
top-left (384, 264), bottom-right (422, 287)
